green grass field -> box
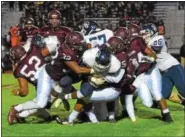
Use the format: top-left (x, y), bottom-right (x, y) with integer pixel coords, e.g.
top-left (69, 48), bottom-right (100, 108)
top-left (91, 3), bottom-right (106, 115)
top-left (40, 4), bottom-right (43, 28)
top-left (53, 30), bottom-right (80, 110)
top-left (2, 73), bottom-right (185, 137)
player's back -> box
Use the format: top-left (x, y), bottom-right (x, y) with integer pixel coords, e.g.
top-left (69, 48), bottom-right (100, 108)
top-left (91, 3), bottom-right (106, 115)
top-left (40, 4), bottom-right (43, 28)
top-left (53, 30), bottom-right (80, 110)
top-left (84, 29), bottom-right (114, 48)
top-left (14, 46), bottom-right (46, 85)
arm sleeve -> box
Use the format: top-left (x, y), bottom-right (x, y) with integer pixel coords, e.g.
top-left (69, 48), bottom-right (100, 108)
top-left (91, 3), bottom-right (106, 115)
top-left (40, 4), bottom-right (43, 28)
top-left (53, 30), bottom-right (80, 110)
top-left (104, 69), bottom-right (125, 83)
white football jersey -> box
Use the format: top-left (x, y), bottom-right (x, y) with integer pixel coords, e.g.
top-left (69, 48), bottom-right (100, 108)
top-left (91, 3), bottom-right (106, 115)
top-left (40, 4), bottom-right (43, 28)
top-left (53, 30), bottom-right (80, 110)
top-left (149, 35), bottom-right (179, 71)
top-left (82, 47), bottom-right (121, 74)
top-left (84, 29), bottom-right (114, 48)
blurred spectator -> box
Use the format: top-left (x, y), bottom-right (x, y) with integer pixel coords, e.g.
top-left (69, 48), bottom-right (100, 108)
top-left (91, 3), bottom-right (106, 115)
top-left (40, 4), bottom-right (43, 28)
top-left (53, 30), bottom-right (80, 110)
top-left (9, 2), bottom-right (15, 11)
top-left (5, 1), bottom-right (157, 31)
top-left (158, 19), bottom-right (165, 35)
top-left (9, 25), bottom-right (21, 47)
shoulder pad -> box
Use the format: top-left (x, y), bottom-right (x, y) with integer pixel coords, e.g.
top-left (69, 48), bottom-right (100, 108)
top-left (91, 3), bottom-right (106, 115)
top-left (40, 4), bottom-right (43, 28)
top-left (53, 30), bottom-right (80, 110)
top-left (108, 55), bottom-right (121, 73)
top-left (82, 48), bottom-right (99, 67)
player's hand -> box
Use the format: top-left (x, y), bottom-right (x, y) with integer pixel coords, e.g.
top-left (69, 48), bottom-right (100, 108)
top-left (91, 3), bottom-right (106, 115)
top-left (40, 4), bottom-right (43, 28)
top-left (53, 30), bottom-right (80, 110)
top-left (89, 75), bottom-right (105, 87)
top-left (11, 89), bottom-right (19, 96)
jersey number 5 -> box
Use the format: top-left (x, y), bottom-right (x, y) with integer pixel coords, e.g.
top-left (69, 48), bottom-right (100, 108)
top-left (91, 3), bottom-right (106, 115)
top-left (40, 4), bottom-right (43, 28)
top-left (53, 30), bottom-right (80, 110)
top-left (20, 56), bottom-right (41, 81)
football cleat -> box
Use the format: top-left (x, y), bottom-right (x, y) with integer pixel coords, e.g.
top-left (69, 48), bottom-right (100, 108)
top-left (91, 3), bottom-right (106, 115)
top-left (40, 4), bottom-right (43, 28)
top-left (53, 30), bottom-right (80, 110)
top-left (108, 118), bottom-right (116, 123)
top-left (56, 117), bottom-right (73, 125)
top-left (161, 112), bottom-right (173, 123)
top-left (8, 105), bottom-right (18, 125)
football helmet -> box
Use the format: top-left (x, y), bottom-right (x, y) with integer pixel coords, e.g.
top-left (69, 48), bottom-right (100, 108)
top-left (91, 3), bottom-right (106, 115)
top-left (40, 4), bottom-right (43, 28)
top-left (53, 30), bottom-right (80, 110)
top-left (114, 27), bottom-right (128, 41)
top-left (127, 24), bottom-right (140, 41)
top-left (65, 31), bottom-right (87, 55)
top-left (140, 23), bottom-right (158, 44)
top-left (94, 48), bottom-right (111, 73)
top-left (9, 46), bottom-right (26, 64)
top-left (81, 20), bottom-right (100, 35)
top-left (107, 36), bottom-right (127, 54)
top-left (48, 10), bottom-right (61, 27)
top-left (25, 17), bottom-right (34, 26)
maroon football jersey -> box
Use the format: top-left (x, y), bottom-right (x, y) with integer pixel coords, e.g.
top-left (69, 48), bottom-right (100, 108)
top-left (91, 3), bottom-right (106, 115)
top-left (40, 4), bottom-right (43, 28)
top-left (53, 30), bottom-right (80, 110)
top-left (13, 45), bottom-right (46, 86)
top-left (39, 26), bottom-right (72, 44)
top-left (45, 43), bottom-right (78, 81)
top-left (116, 51), bottom-right (129, 69)
top-left (129, 36), bottom-right (153, 75)
top-left (20, 26), bottom-right (39, 42)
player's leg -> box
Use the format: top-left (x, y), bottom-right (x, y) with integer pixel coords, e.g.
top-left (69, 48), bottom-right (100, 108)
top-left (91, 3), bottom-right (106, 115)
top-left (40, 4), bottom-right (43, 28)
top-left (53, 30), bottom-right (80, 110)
top-left (106, 101), bottom-right (116, 122)
top-left (56, 99), bottom-right (86, 125)
top-left (148, 67), bottom-right (173, 123)
top-left (133, 74), bottom-right (153, 108)
top-left (89, 87), bottom-right (120, 102)
top-left (171, 65), bottom-right (185, 98)
top-left (93, 101), bottom-right (108, 121)
top-left (84, 103), bottom-right (99, 123)
top-left (63, 82), bottom-right (95, 99)
top-left (8, 68), bottom-right (53, 124)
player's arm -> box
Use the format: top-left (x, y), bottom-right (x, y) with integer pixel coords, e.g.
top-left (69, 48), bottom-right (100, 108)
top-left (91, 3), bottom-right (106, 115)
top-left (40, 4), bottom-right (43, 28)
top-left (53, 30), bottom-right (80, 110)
top-left (144, 47), bottom-right (157, 60)
top-left (12, 78), bottom-right (29, 97)
top-left (137, 37), bottom-right (157, 59)
top-left (64, 61), bottom-right (94, 74)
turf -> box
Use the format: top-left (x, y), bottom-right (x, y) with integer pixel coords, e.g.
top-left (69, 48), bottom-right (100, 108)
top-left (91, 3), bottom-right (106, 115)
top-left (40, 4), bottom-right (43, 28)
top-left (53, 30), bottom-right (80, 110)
top-left (1, 73), bottom-right (185, 137)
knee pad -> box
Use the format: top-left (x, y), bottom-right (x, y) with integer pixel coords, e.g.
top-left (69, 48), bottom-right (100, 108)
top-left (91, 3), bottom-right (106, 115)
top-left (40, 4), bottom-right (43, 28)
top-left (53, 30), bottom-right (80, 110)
top-left (59, 76), bottom-right (72, 88)
top-left (80, 82), bottom-right (95, 97)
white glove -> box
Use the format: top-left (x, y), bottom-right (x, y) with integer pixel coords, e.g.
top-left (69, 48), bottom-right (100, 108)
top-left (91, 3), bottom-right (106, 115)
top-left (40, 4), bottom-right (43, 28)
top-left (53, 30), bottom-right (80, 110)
top-left (54, 98), bottom-right (62, 108)
top-left (89, 76), bottom-right (105, 87)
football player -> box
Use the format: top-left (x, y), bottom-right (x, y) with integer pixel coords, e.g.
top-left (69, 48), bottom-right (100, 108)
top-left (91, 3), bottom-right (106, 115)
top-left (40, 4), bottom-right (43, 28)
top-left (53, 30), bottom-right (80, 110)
top-left (7, 31), bottom-right (95, 125)
top-left (8, 36), bottom-right (60, 124)
top-left (39, 10), bottom-right (72, 44)
top-left (126, 23), bottom-right (173, 123)
top-left (19, 17), bottom-right (39, 43)
top-left (10, 36), bottom-right (59, 97)
top-left (82, 20), bottom-right (114, 48)
top-left (56, 47), bottom-right (125, 125)
top-left (81, 20), bottom-right (117, 122)
top-left (141, 23), bottom-right (185, 106)
top-left (107, 36), bottom-right (137, 122)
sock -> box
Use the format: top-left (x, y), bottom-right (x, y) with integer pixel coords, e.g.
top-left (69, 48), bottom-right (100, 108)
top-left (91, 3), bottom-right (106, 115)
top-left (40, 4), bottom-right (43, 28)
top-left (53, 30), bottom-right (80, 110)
top-left (68, 110), bottom-right (80, 123)
top-left (18, 109), bottom-right (37, 118)
top-left (15, 101), bottom-right (41, 112)
top-left (85, 111), bottom-right (99, 123)
top-left (65, 94), bottom-right (72, 100)
top-left (162, 108), bottom-right (169, 114)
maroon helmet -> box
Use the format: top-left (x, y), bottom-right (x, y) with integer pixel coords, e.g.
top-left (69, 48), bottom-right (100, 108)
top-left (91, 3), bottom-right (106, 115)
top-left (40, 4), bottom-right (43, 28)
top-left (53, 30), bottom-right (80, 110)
top-left (107, 36), bottom-right (127, 54)
top-left (25, 17), bottom-right (34, 26)
top-left (114, 27), bottom-right (128, 41)
top-left (65, 31), bottom-right (87, 54)
top-left (9, 46), bottom-right (26, 64)
top-left (127, 24), bottom-right (141, 41)
top-left (48, 10), bottom-right (61, 27)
